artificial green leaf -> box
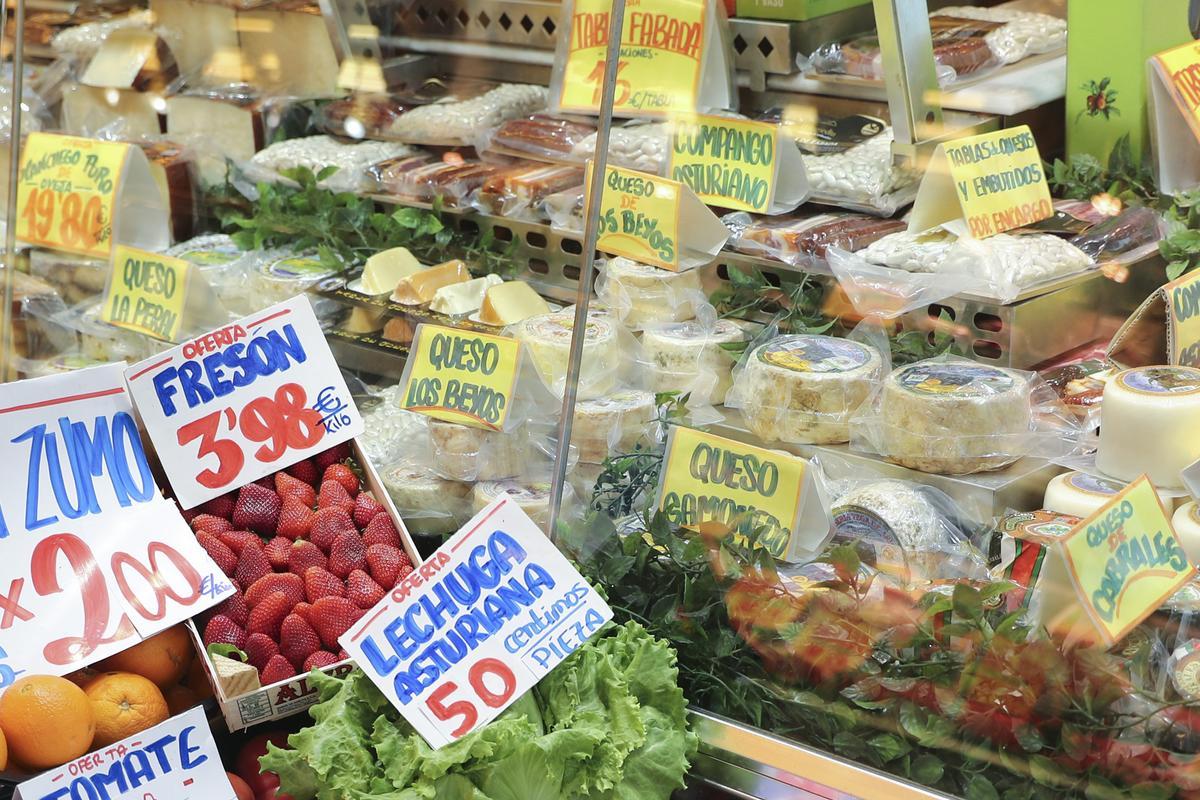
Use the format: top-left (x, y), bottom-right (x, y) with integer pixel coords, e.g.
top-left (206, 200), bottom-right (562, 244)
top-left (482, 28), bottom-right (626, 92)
top-left (965, 775), bottom-right (1001, 800)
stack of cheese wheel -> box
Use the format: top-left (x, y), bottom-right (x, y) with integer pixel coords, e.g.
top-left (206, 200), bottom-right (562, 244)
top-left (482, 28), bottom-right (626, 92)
top-left (473, 481), bottom-right (553, 530)
top-left (571, 389), bottom-right (655, 464)
top-left (514, 310), bottom-right (621, 399)
top-left (381, 461), bottom-right (473, 536)
top-left (428, 420), bottom-right (526, 482)
top-left (879, 360), bottom-right (1032, 474)
top-left (1043, 471), bottom-right (1125, 519)
top-left (1096, 366), bottom-right (1200, 490)
top-left (597, 257), bottom-right (702, 328)
top-left (740, 334), bottom-right (882, 444)
top-left (641, 320), bottom-right (747, 404)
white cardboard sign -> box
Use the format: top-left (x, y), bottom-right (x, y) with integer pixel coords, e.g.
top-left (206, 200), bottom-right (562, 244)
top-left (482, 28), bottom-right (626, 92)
top-left (0, 364), bottom-right (233, 685)
top-left (124, 295), bottom-right (364, 509)
top-left (16, 706), bottom-right (237, 800)
top-left (340, 497), bottom-right (613, 748)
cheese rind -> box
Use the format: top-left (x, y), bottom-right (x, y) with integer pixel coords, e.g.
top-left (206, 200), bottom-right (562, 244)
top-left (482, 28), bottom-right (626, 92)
top-left (361, 248), bottom-right (423, 295)
top-left (572, 389), bottom-right (655, 463)
top-left (251, 255), bottom-right (337, 306)
top-left (598, 257), bottom-right (703, 328)
top-left (1043, 471), bottom-right (1125, 519)
top-left (391, 260), bottom-right (470, 305)
top-left (1097, 367), bottom-right (1200, 490)
top-left (429, 420), bottom-right (525, 481)
top-left (1174, 502), bottom-right (1200, 564)
top-left (642, 320), bottom-right (746, 403)
top-left (479, 281), bottom-right (550, 326)
top-left (381, 462), bottom-right (472, 535)
top-left (210, 653), bottom-right (260, 696)
top-left (430, 275), bottom-right (503, 316)
top-left (472, 481), bottom-right (553, 530)
top-left (514, 311), bottom-right (620, 399)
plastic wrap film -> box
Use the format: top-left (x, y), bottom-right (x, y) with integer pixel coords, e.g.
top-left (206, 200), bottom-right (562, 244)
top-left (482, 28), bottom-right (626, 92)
top-left (28, 249), bottom-right (109, 306)
top-left (388, 84), bottom-right (548, 145)
top-left (640, 318), bottom-right (746, 407)
top-left (164, 233), bottom-right (271, 317)
top-left (246, 135), bottom-right (416, 193)
top-left (428, 419), bottom-right (529, 482)
top-left (316, 95), bottom-right (411, 140)
top-left (249, 253), bottom-right (340, 307)
top-left (795, 125), bottom-right (919, 215)
top-left (543, 183), bottom-right (587, 232)
top-left (49, 10), bottom-right (154, 61)
top-left (483, 114), bottom-right (597, 161)
top-left (595, 257), bottom-right (705, 329)
top-left (570, 123), bottom-right (670, 174)
top-left (381, 459), bottom-right (473, 537)
top-left (512, 310), bottom-right (629, 400)
top-left (472, 164), bottom-right (585, 220)
top-left (570, 389), bottom-right (656, 464)
top-left (369, 157), bottom-right (521, 209)
top-left (1067, 206), bottom-right (1165, 265)
top-left (726, 334), bottom-right (884, 445)
top-left (724, 211), bottom-right (905, 266)
top-left (472, 480), bottom-right (557, 531)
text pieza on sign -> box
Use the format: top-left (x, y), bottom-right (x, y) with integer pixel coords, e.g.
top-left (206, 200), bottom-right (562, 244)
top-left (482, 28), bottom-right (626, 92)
top-left (340, 498), bottom-right (613, 748)
top-left (124, 295), bottom-right (364, 509)
top-left (0, 364), bottom-right (232, 684)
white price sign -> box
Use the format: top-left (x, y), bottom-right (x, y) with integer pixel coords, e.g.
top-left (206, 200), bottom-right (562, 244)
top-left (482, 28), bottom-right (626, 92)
top-left (124, 295), bottom-right (364, 509)
top-left (0, 365), bottom-right (233, 685)
top-left (341, 498), bottom-right (613, 748)
top-left (16, 706), bottom-right (238, 800)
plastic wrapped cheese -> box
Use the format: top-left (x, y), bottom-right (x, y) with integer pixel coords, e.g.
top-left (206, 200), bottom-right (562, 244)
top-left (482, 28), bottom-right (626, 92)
top-left (389, 84), bottom-right (548, 145)
top-left (731, 334), bottom-right (882, 445)
top-left (571, 389), bottom-right (655, 464)
top-left (250, 255), bottom-right (338, 306)
top-left (428, 419), bottom-right (526, 482)
top-left (472, 481), bottom-right (553, 531)
top-left (596, 258), bottom-right (702, 328)
top-left (641, 319), bottom-right (746, 404)
top-left (165, 233), bottom-right (265, 315)
top-left (1043, 471), bottom-right (1126, 519)
top-left (381, 460), bottom-right (472, 536)
top-left (1097, 367), bottom-right (1200, 490)
top-left (513, 311), bottom-right (621, 399)
top-left (1175, 502), bottom-right (1200, 564)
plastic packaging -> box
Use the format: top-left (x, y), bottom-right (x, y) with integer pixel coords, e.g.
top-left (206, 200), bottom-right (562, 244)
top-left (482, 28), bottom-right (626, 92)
top-left (483, 114), bottom-right (597, 161)
top-left (724, 211), bottom-right (905, 266)
top-left (316, 95), bottom-right (412, 141)
top-left (28, 249), bottom-right (110, 305)
top-left (800, 128), bottom-right (919, 216)
top-left (570, 389), bottom-right (656, 464)
top-left (165, 234), bottom-right (264, 316)
top-left (543, 183), bottom-right (587, 232)
top-left (49, 10), bottom-right (155, 61)
top-left (381, 458), bottom-right (473, 537)
top-left (1068, 206), bottom-right (1165, 264)
top-left (512, 310), bottom-right (629, 400)
top-left (472, 480), bottom-right (557, 531)
top-left (388, 84), bottom-right (548, 145)
top-left (428, 419), bottom-right (529, 482)
top-left (369, 157), bottom-right (517, 208)
top-left (248, 253), bottom-right (340, 307)
top-left (247, 135), bottom-right (416, 193)
top-left (640, 317), bottom-right (747, 406)
top-left (473, 163), bottom-right (585, 220)
top-left (595, 257), bottom-right (705, 329)
top-left (569, 123), bottom-right (670, 174)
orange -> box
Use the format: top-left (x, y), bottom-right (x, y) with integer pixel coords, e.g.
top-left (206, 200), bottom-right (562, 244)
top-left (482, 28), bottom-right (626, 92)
top-left (164, 684), bottom-right (201, 716)
top-left (0, 675), bottom-right (95, 769)
top-left (85, 672), bottom-right (169, 748)
top-left (0, 727), bottom-right (7, 771)
top-left (97, 625), bottom-right (193, 688)
top-left (186, 657), bottom-right (214, 701)
top-left (64, 668), bottom-right (101, 690)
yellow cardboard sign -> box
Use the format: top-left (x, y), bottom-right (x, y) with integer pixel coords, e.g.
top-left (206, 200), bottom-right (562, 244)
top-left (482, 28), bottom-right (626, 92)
top-left (16, 133), bottom-right (128, 258)
top-left (668, 115), bottom-right (778, 213)
top-left (1059, 475), bottom-right (1195, 645)
top-left (657, 426), bottom-right (807, 559)
top-left (1169, 269), bottom-right (1200, 368)
top-left (102, 245), bottom-right (190, 342)
top-left (587, 163), bottom-right (681, 270)
top-left (1153, 41), bottom-right (1200, 144)
top-left (400, 324), bottom-right (521, 431)
top-left (557, 0), bottom-right (706, 116)
top-left (908, 125), bottom-right (1053, 239)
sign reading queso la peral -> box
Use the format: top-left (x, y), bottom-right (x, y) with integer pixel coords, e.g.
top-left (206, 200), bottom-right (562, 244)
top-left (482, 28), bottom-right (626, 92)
top-left (102, 245), bottom-right (190, 342)
top-left (908, 125), bottom-right (1053, 239)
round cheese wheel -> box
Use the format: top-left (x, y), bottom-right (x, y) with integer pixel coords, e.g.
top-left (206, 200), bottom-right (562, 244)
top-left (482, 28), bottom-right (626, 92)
top-left (381, 462), bottom-right (472, 536)
top-left (598, 258), bottom-right (702, 328)
top-left (880, 360), bottom-right (1032, 474)
top-left (831, 481), bottom-right (962, 579)
top-left (514, 311), bottom-right (620, 399)
top-left (741, 334), bottom-right (882, 444)
top-left (473, 480), bottom-right (553, 530)
top-left (642, 320), bottom-right (746, 403)
top-left (428, 420), bottom-right (525, 482)
top-left (1097, 366), bottom-right (1200, 489)
top-left (1174, 502), bottom-right (1200, 564)
top-left (571, 389), bottom-right (655, 464)
top-left (251, 255), bottom-right (337, 305)
top-left (1043, 471), bottom-right (1125, 519)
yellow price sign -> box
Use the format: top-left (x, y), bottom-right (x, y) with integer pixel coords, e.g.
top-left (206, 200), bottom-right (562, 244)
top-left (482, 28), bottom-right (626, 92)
top-left (16, 133), bottom-right (128, 258)
top-left (1169, 269), bottom-right (1200, 367)
top-left (557, 0), bottom-right (706, 116)
top-left (1059, 475), bottom-right (1195, 645)
top-left (587, 163), bottom-right (681, 270)
top-left (656, 426), bottom-right (807, 559)
top-left (668, 115), bottom-right (778, 213)
top-left (909, 125), bottom-right (1053, 239)
top-left (102, 245), bottom-right (190, 342)
top-left (1154, 41), bottom-right (1200, 144)
top-left (399, 324), bottom-right (521, 431)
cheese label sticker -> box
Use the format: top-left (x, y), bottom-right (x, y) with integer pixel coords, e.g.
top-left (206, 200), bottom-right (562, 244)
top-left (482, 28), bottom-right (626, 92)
top-left (1168, 269), bottom-right (1200, 368)
top-left (1153, 41), bottom-right (1200, 145)
top-left (908, 125), bottom-right (1053, 238)
top-left (587, 163), bottom-right (681, 271)
top-left (1066, 472), bottom-right (1123, 497)
top-left (1059, 476), bottom-right (1196, 645)
top-left (668, 115), bottom-right (778, 213)
top-left (16, 133), bottom-right (128, 258)
top-left (1117, 366), bottom-right (1200, 396)
top-left (896, 362), bottom-right (1016, 396)
top-left (399, 324), bottom-right (521, 431)
top-left (656, 426), bottom-right (807, 559)
top-left (102, 245), bottom-right (190, 342)
top-left (758, 336), bottom-right (871, 373)
top-left (558, 0), bottom-right (706, 116)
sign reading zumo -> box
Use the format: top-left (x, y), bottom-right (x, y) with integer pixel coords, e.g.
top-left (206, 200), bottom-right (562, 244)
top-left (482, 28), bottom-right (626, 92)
top-left (655, 426), bottom-right (808, 559)
top-left (587, 163), bottom-right (681, 270)
top-left (398, 324), bottom-right (521, 431)
top-left (669, 115), bottom-right (778, 213)
top-left (1170, 270), bottom-right (1200, 367)
top-left (102, 245), bottom-right (190, 342)
top-left (908, 125), bottom-right (1053, 239)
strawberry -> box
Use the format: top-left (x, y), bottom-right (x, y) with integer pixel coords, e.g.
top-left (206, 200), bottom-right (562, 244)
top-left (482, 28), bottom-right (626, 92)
top-left (264, 536), bottom-right (293, 570)
top-left (178, 503), bottom-right (198, 524)
top-left (352, 493), bottom-right (385, 529)
top-left (214, 591), bottom-right (250, 628)
top-left (337, 649), bottom-right (349, 660)
top-left (347, 569), bottom-right (385, 609)
top-left (232, 483), bottom-right (281, 535)
top-left (328, 532), bottom-right (366, 579)
top-left (323, 464), bottom-right (360, 496)
top-left (365, 544), bottom-right (405, 588)
top-left (314, 443), bottom-right (351, 471)
top-left (197, 532), bottom-right (237, 577)
top-left (276, 497), bottom-right (315, 541)
top-left (275, 472), bottom-right (317, 507)
top-left (317, 480), bottom-right (355, 515)
top-left (288, 540), bottom-right (327, 576)
top-left (245, 573), bottom-right (304, 609)
top-left (304, 567), bottom-right (345, 603)
top-left (234, 544), bottom-right (272, 588)
top-left (197, 492), bottom-right (236, 520)
top-left (292, 601), bottom-right (313, 623)
top-left (286, 458), bottom-right (320, 487)
top-left (309, 508), bottom-right (356, 553)
top-left (203, 614), bottom-right (247, 650)
top-left (310, 596), bottom-right (366, 649)
top-left (218, 529), bottom-right (262, 555)
top-left (362, 514), bottom-right (401, 549)
top-left (248, 591), bottom-right (292, 639)
top-left (191, 514), bottom-right (232, 535)
top-left (303, 651), bottom-right (341, 671)
top-left (260, 654), bottom-right (296, 684)
top-left (280, 614), bottom-right (321, 669)
top-left (397, 562), bottom-right (414, 581)
top-left (244, 633), bottom-right (279, 672)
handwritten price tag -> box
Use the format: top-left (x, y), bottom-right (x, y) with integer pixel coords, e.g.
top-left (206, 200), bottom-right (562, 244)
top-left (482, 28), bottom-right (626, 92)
top-left (668, 115), bottom-right (780, 213)
top-left (0, 364), bottom-right (233, 685)
top-left (587, 163), bottom-right (681, 270)
top-left (102, 245), bottom-right (190, 342)
top-left (399, 324), bottom-right (521, 431)
top-left (341, 498), bottom-right (613, 748)
top-left (1169, 270), bottom-right (1200, 368)
top-left (124, 296), bottom-right (364, 509)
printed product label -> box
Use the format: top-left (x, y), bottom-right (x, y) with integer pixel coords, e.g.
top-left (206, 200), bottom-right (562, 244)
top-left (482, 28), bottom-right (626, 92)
top-left (183, 248), bottom-right (240, 267)
top-left (1174, 639), bottom-right (1200, 699)
top-left (758, 335), bottom-right (871, 373)
top-left (269, 257), bottom-right (334, 279)
top-left (896, 363), bottom-right (1015, 396)
top-left (1118, 366), bottom-right (1200, 395)
top-left (1066, 472), bottom-right (1124, 496)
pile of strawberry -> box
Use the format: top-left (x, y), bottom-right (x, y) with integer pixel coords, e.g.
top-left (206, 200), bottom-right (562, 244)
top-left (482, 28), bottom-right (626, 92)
top-left (188, 444), bottom-right (413, 686)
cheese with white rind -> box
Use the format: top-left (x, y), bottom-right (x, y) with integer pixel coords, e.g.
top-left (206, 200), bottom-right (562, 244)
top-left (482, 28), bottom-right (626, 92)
top-left (571, 389), bottom-right (655, 463)
top-left (166, 95), bottom-right (263, 186)
top-left (598, 257), bottom-right (702, 328)
top-left (211, 653), bottom-right (260, 697)
top-left (1174, 502), bottom-right (1200, 564)
top-left (879, 360), bottom-right (1032, 474)
top-left (429, 420), bottom-right (525, 482)
top-left (430, 275), bottom-right (503, 316)
top-left (641, 320), bottom-right (746, 403)
top-left (1043, 471), bottom-right (1125, 519)
top-left (514, 311), bottom-right (620, 399)
top-left (381, 461), bottom-right (472, 536)
top-left (479, 281), bottom-right (550, 326)
top-left (740, 335), bottom-right (881, 445)
top-left (250, 256), bottom-right (337, 306)
top-left (1097, 367), bottom-right (1200, 490)
top-left (473, 481), bottom-right (553, 530)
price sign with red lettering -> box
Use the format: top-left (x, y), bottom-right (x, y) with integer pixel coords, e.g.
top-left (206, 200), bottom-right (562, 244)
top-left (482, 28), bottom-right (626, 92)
top-left (341, 497), bottom-right (612, 748)
top-left (0, 364), bottom-right (234, 687)
top-left (124, 295), bottom-right (364, 509)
